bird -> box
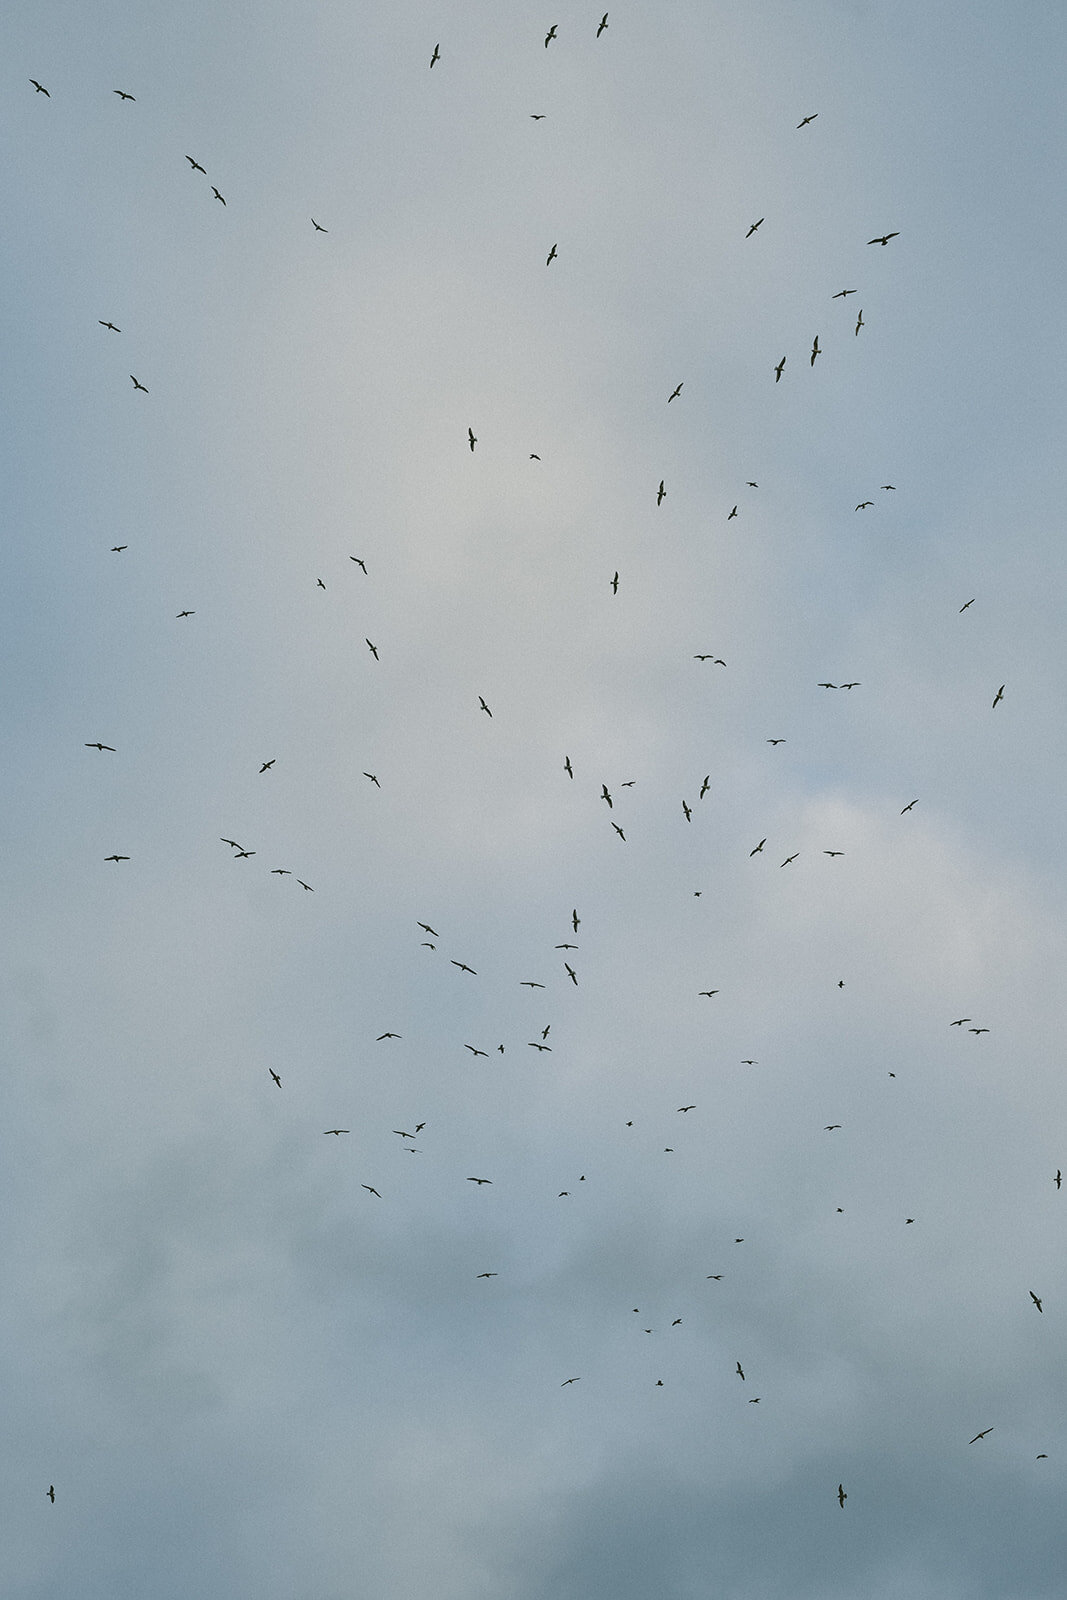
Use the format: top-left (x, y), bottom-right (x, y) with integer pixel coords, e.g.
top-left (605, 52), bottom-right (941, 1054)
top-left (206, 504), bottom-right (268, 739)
top-left (468, 427), bottom-right (477, 452)
top-left (350, 556), bottom-right (367, 572)
top-left (451, 961), bottom-right (477, 974)
top-left (297, 880), bottom-right (313, 891)
top-left (361, 1185), bottom-right (381, 1197)
top-left (825, 1124), bottom-right (842, 1131)
top-left (185, 156), bottom-right (206, 173)
top-left (597, 12), bottom-right (609, 35)
top-left (746, 218), bottom-right (764, 239)
top-left (736, 1362), bottom-right (745, 1380)
top-left (698, 990), bottom-right (719, 998)
top-left (528, 1041), bottom-right (551, 1051)
top-left (707, 1275), bottom-right (723, 1281)
top-left (476, 1272), bottom-right (498, 1279)
top-left (564, 963), bottom-right (578, 985)
top-left (901, 799), bottom-right (918, 813)
top-left (271, 868), bottom-right (291, 876)
top-left (233, 850), bottom-right (255, 859)
top-left (810, 335), bottom-right (821, 366)
top-left (856, 501), bottom-right (874, 510)
top-left (130, 375), bottom-right (148, 392)
top-left (572, 909), bottom-right (580, 932)
top-left (750, 838), bottom-right (766, 855)
top-left (1056, 1171), bottom-right (1062, 1189)
top-left (774, 356), bottom-right (786, 381)
top-left (832, 289), bottom-right (856, 298)
top-left (176, 610), bottom-right (195, 618)
top-left (992, 684), bottom-right (1005, 708)
top-left (113, 89), bottom-right (135, 100)
top-left (393, 1129), bottom-right (416, 1139)
top-left (221, 838), bottom-right (242, 850)
top-left (429, 43), bottom-right (440, 67)
top-left (212, 186), bottom-right (226, 204)
top-left (668, 382), bottom-right (683, 402)
top-left (699, 775), bottom-right (711, 798)
top-left (563, 756), bottom-right (573, 778)
top-left (47, 1484), bottom-right (55, 1501)
top-left (657, 480), bottom-right (666, 505)
top-left (363, 772), bottom-right (380, 787)
top-left (377, 1032), bottom-right (401, 1041)
top-left (85, 742), bottom-right (116, 751)
top-left (601, 784), bottom-right (613, 808)
top-left (30, 80), bottom-right (51, 96)
top-left (728, 505), bottom-right (738, 520)
top-left (324, 1129), bottom-right (349, 1135)
top-left (767, 737), bottom-right (785, 745)
top-left (841, 681), bottom-right (860, 689)
top-left (465, 1045), bottom-right (488, 1057)
top-left (479, 696), bottom-right (492, 717)
top-left (855, 309), bottom-right (865, 335)
top-left (467, 1177), bottom-right (492, 1185)
top-left (950, 1018), bottom-right (971, 1027)
top-left (780, 854), bottom-right (798, 867)
top-left (269, 1070), bottom-right (282, 1087)
top-left (530, 113), bottom-right (545, 119)
top-left (366, 639), bottom-right (379, 659)
top-left (970, 1429), bottom-right (994, 1444)
top-left (546, 243), bottom-right (557, 265)
top-left (838, 1484), bottom-right (847, 1508)
top-left (545, 25), bottom-right (558, 47)
top-left (1030, 1291), bottom-right (1043, 1312)
top-left (677, 1105), bottom-right (696, 1113)
top-left (824, 850), bottom-right (844, 857)
top-left (110, 546), bottom-right (127, 552)
top-left (418, 923), bottom-right (439, 936)
top-left (560, 1377), bottom-right (579, 1385)
top-left (960, 597), bottom-right (975, 612)
top-left (797, 113), bottom-right (818, 127)
top-left (611, 571), bottom-right (619, 593)
top-left (818, 682), bottom-right (838, 689)
top-left (99, 320), bottom-right (121, 332)
top-left (868, 232), bottom-right (899, 245)
top-left (311, 218), bottom-right (328, 231)
top-left (682, 800), bottom-right (692, 822)
top-left (259, 760), bottom-right (275, 773)
top-left (520, 980), bottom-right (545, 989)
top-left (104, 854), bottom-right (129, 862)
top-left (881, 484), bottom-right (896, 490)
top-left (611, 822), bottom-right (626, 840)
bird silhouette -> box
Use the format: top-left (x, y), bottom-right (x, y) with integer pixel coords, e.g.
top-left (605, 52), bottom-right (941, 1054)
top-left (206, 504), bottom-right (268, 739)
top-left (545, 25), bottom-right (558, 47)
top-left (47, 1485), bottom-right (55, 1500)
top-left (667, 382), bottom-right (683, 402)
top-left (1030, 1291), bottom-right (1043, 1312)
top-left (259, 760), bottom-right (275, 772)
top-left (992, 684), bottom-right (1005, 708)
top-left (597, 12), bottom-right (609, 35)
top-left (366, 639), bottom-right (379, 659)
top-left (361, 1185), bottom-right (381, 1197)
top-left (350, 556), bottom-right (367, 572)
top-left (746, 218), bottom-right (764, 237)
top-left (212, 187), bottom-right (225, 204)
top-left (311, 218), bottom-right (328, 231)
top-left (104, 854), bottom-right (129, 862)
top-left (901, 799), bottom-right (918, 813)
top-left (99, 320), bottom-right (121, 332)
top-left (546, 243), bottom-right (557, 265)
top-left (478, 696), bottom-right (492, 717)
top-left (467, 1177), bottom-right (492, 1185)
top-left (185, 156), bottom-right (206, 173)
top-left (838, 1484), bottom-right (847, 1508)
top-left (868, 232), bottom-right (899, 245)
top-left (959, 597), bottom-right (975, 612)
top-left (324, 1129), bottom-right (349, 1135)
top-left (810, 335), bottom-right (820, 366)
top-left (85, 742), bottom-right (116, 751)
top-left (774, 356), bottom-right (786, 381)
top-left (832, 289), bottom-right (856, 299)
top-left (750, 838), bottom-right (766, 855)
top-left (130, 375), bottom-right (149, 392)
top-left (269, 1070), bottom-right (282, 1087)
top-left (30, 80), bottom-right (50, 96)
top-left (113, 89), bottom-right (135, 101)
top-left (797, 113), bottom-right (818, 127)
top-left (855, 309), bottom-right (865, 335)
top-left (430, 43), bottom-right (440, 67)
top-left (970, 1429), bottom-right (994, 1443)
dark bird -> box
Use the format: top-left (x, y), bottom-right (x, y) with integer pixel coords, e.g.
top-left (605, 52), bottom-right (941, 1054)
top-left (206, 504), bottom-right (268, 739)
top-left (130, 375), bottom-right (149, 392)
top-left (698, 990), bottom-right (719, 998)
top-left (780, 853), bottom-right (798, 866)
top-left (113, 89), bottom-right (135, 100)
top-left (430, 43), bottom-right (440, 67)
top-left (1056, 1171), bottom-right (1062, 1189)
top-left (841, 681), bottom-right (860, 689)
top-left (611, 571), bottom-right (619, 593)
top-left (611, 822), bottom-right (626, 840)
top-left (477, 1272), bottom-right (498, 1278)
top-left (728, 505), bottom-right (738, 520)
top-left (797, 113), bottom-right (818, 127)
top-left (110, 546), bottom-right (127, 551)
top-left (418, 922), bottom-right (439, 936)
top-left (104, 854), bottom-right (129, 862)
top-left (810, 335), bottom-right (821, 366)
top-left (564, 963), bottom-right (578, 985)
top-left (856, 501), bottom-right (873, 510)
top-left (699, 775), bottom-right (710, 798)
top-left (882, 484), bottom-right (896, 490)
top-left (838, 1484), bottom-right (847, 1508)
top-left (657, 478), bottom-right (667, 505)
top-left (992, 684), bottom-right (1005, 708)
top-left (85, 742), bottom-right (116, 751)
top-left (968, 1027), bottom-right (989, 1034)
top-left (30, 80), bottom-right (51, 95)
top-left (750, 838), bottom-right (766, 855)
top-left (825, 1124), bottom-right (842, 1131)
top-left (377, 1032), bottom-right (401, 1041)
top-left (970, 1429), bottom-right (994, 1444)
top-left (467, 1177), bottom-right (492, 1185)
top-left (545, 25), bottom-right (558, 46)
top-left (530, 114), bottom-right (546, 119)
top-left (901, 799), bottom-right (918, 813)
top-left (47, 1485), bottom-right (55, 1500)
top-left (361, 1185), bottom-right (381, 1197)
top-left (677, 1105), bottom-right (696, 1113)
top-left (364, 772), bottom-right (380, 787)
top-left (767, 738), bottom-right (785, 744)
top-left (269, 1070), bottom-right (282, 1087)
top-left (572, 909), bottom-right (580, 932)
top-left (297, 879), bottom-right (313, 890)
top-left (597, 12), bottom-right (609, 35)
top-left (366, 639), bottom-right (379, 659)
top-left (960, 597), bottom-right (975, 612)
top-left (350, 556), bottom-right (367, 572)
top-left (212, 186), bottom-right (226, 204)
top-left (775, 356), bottom-right (786, 381)
top-left (832, 289), bottom-right (856, 298)
top-left (451, 961), bottom-right (477, 974)
top-left (950, 1018), bottom-right (971, 1026)
top-left (311, 218), bottom-right (328, 231)
top-left (854, 309), bottom-right (865, 335)
top-left (736, 1362), bottom-right (745, 1380)
top-left (528, 1041), bottom-right (551, 1051)
top-left (682, 800), bottom-right (692, 822)
top-left (99, 321), bottom-right (121, 332)
top-left (221, 838), bottom-right (242, 849)
top-left (465, 1045), bottom-right (488, 1057)
top-left (324, 1129), bottom-right (349, 1135)
top-left (667, 382), bottom-right (683, 402)
top-left (393, 1129), bottom-right (415, 1139)
top-left (259, 759), bottom-right (275, 772)
top-left (530, 453), bottom-right (540, 459)
top-left (185, 156), bottom-right (206, 173)
top-left (467, 427), bottom-right (477, 452)
top-left (233, 850), bottom-right (255, 858)
top-left (601, 784), bottom-right (613, 808)
top-left (546, 243), bottom-right (557, 265)
top-left (707, 1275), bottom-right (723, 1280)
top-left (868, 232), bottom-right (899, 245)
top-left (317, 579), bottom-right (326, 589)
top-left (520, 980), bottom-right (545, 988)
top-left (824, 850), bottom-right (844, 857)
top-left (271, 868), bottom-right (290, 875)
top-left (746, 218), bottom-right (764, 238)
top-left (1030, 1291), bottom-right (1043, 1312)
top-left (479, 696), bottom-right (492, 717)
top-left (560, 1377), bottom-right (579, 1385)
top-left (564, 756), bottom-right (573, 778)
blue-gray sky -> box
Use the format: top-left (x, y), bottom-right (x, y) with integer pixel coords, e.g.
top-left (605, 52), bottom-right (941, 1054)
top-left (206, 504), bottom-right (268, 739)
top-left (3, 4), bottom-right (1066, 1597)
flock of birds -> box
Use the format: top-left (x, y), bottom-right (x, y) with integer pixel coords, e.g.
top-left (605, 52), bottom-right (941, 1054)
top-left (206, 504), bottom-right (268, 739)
top-left (24, 12), bottom-right (1056, 1534)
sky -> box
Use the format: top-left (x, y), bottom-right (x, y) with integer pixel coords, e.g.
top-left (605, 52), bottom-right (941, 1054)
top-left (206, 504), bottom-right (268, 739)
top-left (3, 2), bottom-right (1066, 1596)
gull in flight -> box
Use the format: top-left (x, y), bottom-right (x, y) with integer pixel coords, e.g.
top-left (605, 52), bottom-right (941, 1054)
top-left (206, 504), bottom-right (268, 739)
top-left (546, 243), bottom-right (557, 265)
top-left (868, 232), bottom-right (899, 245)
top-left (838, 1484), bottom-right (847, 1508)
top-left (775, 356), bottom-right (785, 381)
top-left (746, 218), bottom-right (764, 238)
top-left (797, 113), bottom-right (818, 127)
top-left (85, 742), bottom-right (116, 751)
top-left (657, 480), bottom-right (666, 505)
top-left (970, 1429), bottom-right (994, 1444)
top-left (1030, 1291), bottom-right (1043, 1312)
top-left (810, 335), bottom-right (821, 366)
top-left (311, 218), bottom-right (328, 231)
top-left (185, 156), bottom-right (206, 173)
top-left (545, 25), bottom-right (558, 47)
top-left (992, 684), bottom-right (1005, 708)
top-left (99, 320), bottom-right (121, 332)
top-left (430, 43), bottom-right (440, 67)
top-left (30, 79), bottom-right (51, 96)
top-left (668, 382), bottom-right (683, 402)
top-left (130, 375), bottom-right (149, 392)
top-left (597, 13), bottom-right (609, 36)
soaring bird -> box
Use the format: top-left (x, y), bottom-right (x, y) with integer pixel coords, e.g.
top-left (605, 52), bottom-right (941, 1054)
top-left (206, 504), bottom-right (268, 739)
top-left (992, 684), bottom-right (1005, 708)
top-left (856, 501), bottom-right (874, 510)
top-left (1056, 1170), bottom-right (1061, 1189)
top-left (855, 309), bottom-right (865, 335)
top-left (959, 597), bottom-right (975, 612)
top-left (110, 546), bottom-right (127, 552)
top-left (560, 1377), bottom-right (580, 1385)
top-left (677, 1105), bottom-right (696, 1113)
top-left (950, 1018), bottom-right (971, 1027)
top-left (780, 853), bottom-right (798, 866)
top-left (233, 850), bottom-right (255, 858)
top-left (99, 321), bottom-right (121, 332)
top-left (545, 25), bottom-right (558, 46)
top-left (810, 335), bottom-right (820, 366)
top-left (767, 738), bottom-right (785, 744)
top-left (728, 505), bottom-right (738, 520)
top-left (467, 1177), bottom-right (492, 1185)
top-left (838, 1484), bottom-right (847, 1508)
top-left (611, 571), bottom-right (618, 593)
top-left (564, 963), bottom-right (578, 985)
top-left (736, 1362), bottom-right (745, 1380)
top-left (30, 80), bottom-right (51, 95)
top-left (430, 43), bottom-right (440, 67)
top-left (47, 1485), bottom-right (55, 1501)
top-left (657, 480), bottom-right (666, 505)
top-left (323, 1129), bottom-right (349, 1135)
top-left (366, 638), bottom-right (379, 659)
top-left (361, 1185), bottom-right (381, 1197)
top-left (750, 838), bottom-right (766, 855)
top-left (597, 12), bottom-right (609, 35)
top-left (269, 1070), bottom-right (282, 1087)
top-left (350, 556), bottom-right (367, 572)
top-left (451, 960), bottom-right (477, 974)
top-left (270, 869), bottom-right (291, 875)
top-left (363, 772), bottom-right (380, 787)
top-left (901, 799), bottom-right (918, 813)
top-left (774, 356), bottom-right (786, 381)
top-left (611, 822), bottom-right (626, 840)
top-left (667, 382), bottom-right (683, 402)
top-left (699, 775), bottom-right (710, 798)
top-left (832, 289), bottom-right (856, 298)
top-left (563, 756), bottom-right (573, 778)
top-left (572, 909), bottom-right (580, 932)
top-left (868, 232), bottom-right (899, 245)
top-left (476, 1272), bottom-right (498, 1278)
top-left (185, 156), bottom-right (206, 173)
top-left (418, 922), bottom-right (439, 936)
top-left (468, 427), bottom-right (477, 451)
top-left (104, 854), bottom-right (129, 862)
top-left (970, 1429), bottom-right (994, 1444)
top-left (797, 113), bottom-right (818, 127)
top-left (478, 696), bottom-right (492, 717)
top-left (601, 784), bottom-right (613, 808)
top-left (682, 800), bottom-right (692, 822)
top-left (377, 1032), bottom-right (401, 1041)
top-left (259, 759), bottom-right (275, 772)
top-left (824, 850), bottom-right (844, 857)
top-left (546, 243), bottom-right (557, 265)
top-left (85, 742), bottom-right (116, 751)
top-left (520, 980), bottom-right (545, 988)
top-left (1030, 1291), bottom-right (1043, 1312)
top-left (465, 1045), bottom-right (488, 1057)
top-left (113, 89), bottom-right (135, 100)
top-left (311, 218), bottom-right (328, 231)
top-left (130, 375), bottom-right (148, 392)
top-left (212, 186), bottom-right (226, 204)
top-left (746, 218), bottom-right (764, 237)
top-left (297, 880), bottom-right (314, 891)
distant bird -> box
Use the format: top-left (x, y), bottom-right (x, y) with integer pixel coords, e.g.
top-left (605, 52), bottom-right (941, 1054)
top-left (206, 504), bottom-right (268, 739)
top-left (750, 838), bottom-right (766, 855)
top-left (317, 579), bottom-right (326, 590)
top-left (465, 1045), bottom-right (488, 1057)
top-left (468, 427), bottom-right (477, 451)
top-left (677, 1105), bottom-right (696, 1113)
top-left (350, 556), bottom-right (367, 572)
top-left (825, 1124), bottom-right (842, 1131)
top-left (467, 1177), bottom-right (492, 1185)
top-left (774, 356), bottom-right (786, 381)
top-left (667, 382), bottom-right (683, 402)
top-left (564, 963), bottom-right (578, 985)
top-left (767, 738), bottom-right (785, 744)
top-left (270, 869), bottom-right (290, 876)
top-left (611, 571), bottom-right (619, 593)
top-left (269, 1070), bottom-right (282, 1087)
top-left (377, 1032), bottom-right (401, 1040)
top-left (110, 546), bottom-right (127, 551)
top-left (824, 850), bottom-right (844, 857)
top-left (854, 309), bottom-right (865, 335)
top-left (185, 156), bottom-right (206, 173)
top-left (572, 909), bottom-right (580, 932)
top-left (1030, 1291), bottom-right (1043, 1312)
top-left (736, 1362), bottom-right (745, 1380)
top-left (361, 1185), bottom-right (381, 1197)
top-left (451, 961), bottom-right (477, 974)
top-left (959, 597), bottom-right (975, 612)
top-left (546, 243), bottom-right (557, 265)
top-left (99, 320), bottom-right (121, 332)
top-left (797, 113), bottom-right (818, 127)
top-left (992, 684), bottom-right (1005, 708)
top-left (528, 1041), bottom-right (551, 1051)
top-left (950, 1018), bottom-right (971, 1027)
top-left (430, 43), bottom-right (440, 67)
top-left (366, 639), bottom-right (379, 659)
top-left (478, 696), bottom-right (492, 717)
top-left (221, 838), bottom-right (242, 849)
top-left (699, 775), bottom-right (710, 798)
top-left (130, 375), bottom-right (148, 392)
top-left (682, 800), bottom-right (692, 822)
top-left (113, 89), bottom-right (135, 100)
top-left (856, 501), bottom-right (873, 510)
top-left (324, 1129), bottom-right (349, 1135)
top-left (698, 990), bottom-right (719, 998)
top-left (1056, 1170), bottom-right (1062, 1189)
top-left (841, 681), bottom-right (860, 689)
top-left (297, 880), bottom-right (313, 891)
top-left (838, 1484), bottom-right (847, 1508)
top-left (104, 854), bottom-right (129, 861)
top-left (882, 484), bottom-right (896, 490)
top-left (780, 854), bottom-right (798, 866)
top-left (868, 232), bottom-right (899, 245)
top-left (901, 799), bottom-right (918, 813)
top-left (611, 822), bottom-right (626, 840)
top-left (47, 1485), bottom-right (55, 1501)
top-left (597, 12), bottom-right (609, 35)
top-left (560, 1376), bottom-right (579, 1385)
top-left (30, 80), bottom-right (51, 95)
top-left (707, 1275), bottom-right (723, 1281)
top-left (212, 186), bottom-right (226, 204)
top-left (311, 218), bottom-right (328, 231)
top-left (545, 25), bottom-right (558, 47)
top-left (728, 505), bottom-right (738, 520)
top-left (363, 772), bottom-right (380, 787)
top-left (601, 784), bottom-right (613, 808)
top-left (810, 335), bottom-right (820, 366)
top-left (563, 756), bottom-right (573, 778)
top-left (418, 922), bottom-right (438, 936)
top-left (657, 480), bottom-right (666, 505)
top-left (832, 289), bottom-right (856, 299)
top-left (85, 742), bottom-right (115, 751)
top-left (520, 980), bottom-right (545, 988)
top-left (530, 114), bottom-right (545, 119)
top-left (259, 759), bottom-right (275, 772)
top-left (970, 1429), bottom-right (994, 1444)
top-left (477, 1272), bottom-right (498, 1278)
top-left (233, 850), bottom-right (255, 858)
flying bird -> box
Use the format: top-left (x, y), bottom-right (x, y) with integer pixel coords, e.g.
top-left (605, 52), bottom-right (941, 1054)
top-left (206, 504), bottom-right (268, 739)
top-left (212, 186), bottom-right (226, 204)
top-left (959, 597), bottom-right (975, 612)
top-left (468, 427), bottom-right (477, 451)
top-left (677, 1105), bottom-right (696, 1113)
top-left (47, 1485), bottom-right (55, 1501)
top-left (564, 963), bottom-right (578, 985)
top-left (611, 822), bottom-right (626, 840)
top-left (810, 335), bottom-right (820, 365)
top-left (728, 505), bottom-right (738, 520)
top-left (992, 684), bottom-right (1005, 708)
top-left (185, 156), bottom-right (206, 173)
top-left (545, 25), bottom-right (558, 47)
top-left (832, 289), bottom-right (856, 298)
top-left (611, 571), bottom-right (618, 593)
top-left (750, 838), bottom-right (766, 855)
top-left (950, 1018), bottom-right (971, 1027)
top-left (130, 375), bottom-right (148, 392)
top-left (113, 89), bottom-right (135, 100)
top-left (430, 43), bottom-right (440, 67)
top-left (698, 990), bottom-right (719, 998)
top-left (324, 1129), bottom-right (349, 1135)
top-left (1056, 1170), bottom-right (1062, 1189)
top-left (797, 113), bottom-right (818, 127)
top-left (856, 501), bottom-right (873, 510)
top-left (736, 1362), bottom-right (745, 1380)
top-left (901, 799), bottom-right (918, 813)
top-left (855, 309), bottom-right (865, 335)
top-left (520, 980), bottom-right (545, 988)
top-left (85, 742), bottom-right (115, 751)
top-left (99, 320), bottom-right (121, 332)
top-left (667, 382), bottom-right (683, 402)
top-left (868, 232), bottom-right (899, 245)
top-left (361, 1185), bottom-right (381, 1197)
top-left (824, 850), bottom-right (844, 857)
top-left (560, 1377), bottom-right (580, 1385)
top-left (476, 1272), bottom-right (498, 1278)
top-left (465, 1045), bottom-right (488, 1057)
top-left (657, 480), bottom-right (666, 505)
top-left (451, 961), bottom-right (477, 974)
top-left (597, 12), bottom-right (609, 35)
top-left (564, 756), bottom-right (573, 777)
top-left (746, 218), bottom-right (764, 238)
top-left (970, 1429), bottom-right (994, 1444)
top-left (311, 219), bottom-right (328, 231)
top-left (682, 800), bottom-right (692, 822)
top-left (601, 784), bottom-right (612, 808)
top-left (418, 922), bottom-right (438, 936)
top-left (478, 696), bottom-right (492, 717)
top-left (30, 80), bottom-right (51, 95)
top-left (838, 1484), bottom-right (847, 1508)
top-left (767, 738), bottom-right (785, 744)
top-left (259, 760), bottom-right (275, 772)
top-left (572, 909), bottom-right (580, 932)
top-left (1030, 1291), bottom-right (1043, 1312)
top-left (366, 639), bottom-right (378, 659)
top-left (774, 356), bottom-right (785, 381)
top-left (467, 1177), bottom-right (492, 1185)
top-left (104, 855), bottom-right (129, 862)
top-left (780, 853), bottom-right (798, 866)
top-left (699, 775), bottom-right (710, 798)
top-left (269, 1070), bottom-right (281, 1087)
top-left (270, 869), bottom-right (291, 875)
top-left (110, 546), bottom-right (127, 551)
top-left (350, 556), bottom-right (367, 572)
top-left (546, 243), bottom-right (557, 265)
top-left (363, 772), bottom-right (380, 787)
top-left (377, 1032), bottom-right (401, 1040)
top-left (297, 880), bottom-right (313, 891)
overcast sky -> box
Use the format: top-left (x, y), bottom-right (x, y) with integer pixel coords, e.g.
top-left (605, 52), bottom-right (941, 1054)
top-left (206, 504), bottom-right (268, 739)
top-left (3, 3), bottom-right (1066, 1597)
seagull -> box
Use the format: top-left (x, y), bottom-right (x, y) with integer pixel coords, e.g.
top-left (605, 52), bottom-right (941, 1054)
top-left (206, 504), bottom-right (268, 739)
top-left (564, 756), bottom-right (573, 778)
top-left (110, 546), bottom-right (127, 551)
top-left (520, 980), bottom-right (545, 988)
top-left (797, 113), bottom-right (818, 127)
top-left (774, 356), bottom-right (786, 381)
top-left (545, 25), bottom-right (558, 47)
top-left (233, 850), bottom-right (255, 858)
top-left (363, 772), bottom-right (380, 787)
top-left (467, 1177), bottom-right (492, 1185)
top-left (468, 427), bottom-right (477, 451)
top-left (992, 684), bottom-right (1005, 708)
top-left (699, 775), bottom-right (710, 798)
top-left (818, 683), bottom-right (838, 689)
top-left (901, 799), bottom-right (918, 813)
top-left (677, 1105), bottom-right (696, 1113)
top-left (99, 321), bottom-right (121, 332)
top-left (377, 1032), bottom-right (401, 1041)
top-left (311, 218), bottom-right (328, 231)
top-left (597, 12), bottom-right (609, 35)
top-left (698, 990), bottom-right (719, 998)
top-left (855, 309), bottom-right (865, 335)
top-left (212, 187), bottom-right (226, 204)
top-left (104, 854), bottom-right (129, 862)
top-left (746, 218), bottom-right (764, 238)
top-left (30, 80), bottom-right (51, 96)
top-left (269, 1070), bottom-right (282, 1087)
top-left (707, 1275), bottom-right (723, 1281)
top-left (767, 738), bottom-right (785, 744)
top-left (476, 1272), bottom-right (498, 1278)
top-left (838, 1484), bottom-right (847, 1508)
top-left (85, 742), bottom-right (116, 751)
top-left (682, 800), bottom-right (692, 822)
top-left (113, 89), bottom-right (135, 100)
top-left (824, 850), bottom-right (844, 857)
top-left (270, 869), bottom-right (291, 876)
top-left (969, 1027), bottom-right (989, 1035)
top-left (546, 243), bottom-right (557, 265)
top-left (825, 1124), bottom-right (842, 1131)
top-left (361, 1185), bottom-right (381, 1197)
top-left (324, 1129), bottom-right (349, 1135)
top-left (868, 232), bottom-right (899, 245)
top-left (601, 784), bottom-right (613, 808)
top-left (667, 382), bottom-right (683, 402)
top-left (657, 480), bottom-right (666, 505)
top-left (728, 505), bottom-right (738, 520)
top-left (970, 1429), bottom-right (994, 1444)
top-left (185, 156), bottom-right (206, 173)
top-left (528, 1041), bottom-right (551, 1051)
top-left (316, 578), bottom-right (326, 590)
top-left (297, 880), bottom-right (313, 891)
top-left (950, 1018), bottom-right (971, 1026)
top-left (130, 375), bottom-right (149, 392)
top-left (451, 961), bottom-right (477, 974)
top-left (350, 556), bottom-right (367, 572)
top-left (736, 1362), bottom-right (745, 1379)
top-left (856, 501), bottom-right (873, 510)
top-left (430, 43), bottom-right (440, 67)
top-left (1056, 1171), bottom-right (1062, 1189)
top-left (780, 853), bottom-right (798, 866)
top-left (366, 639), bottom-right (379, 659)
top-left (960, 597), bottom-right (975, 612)
top-left (465, 1045), bottom-right (488, 1057)
top-left (564, 963), bottom-right (578, 985)
top-left (560, 1377), bottom-right (579, 1385)
top-left (611, 571), bottom-right (618, 593)
top-left (418, 922), bottom-right (439, 936)
top-left (47, 1485), bottom-right (55, 1501)
top-left (572, 910), bottom-right (580, 932)
top-left (259, 760), bottom-right (275, 773)
top-left (750, 838), bottom-right (766, 855)
top-left (841, 681), bottom-right (860, 689)
top-left (530, 114), bottom-right (546, 119)
top-left (478, 696), bottom-right (492, 717)
top-left (832, 289), bottom-right (856, 298)
top-left (882, 484), bottom-right (896, 490)
top-left (1030, 1291), bottom-right (1043, 1312)
top-left (611, 822), bottom-right (626, 840)
top-left (810, 335), bottom-right (820, 366)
